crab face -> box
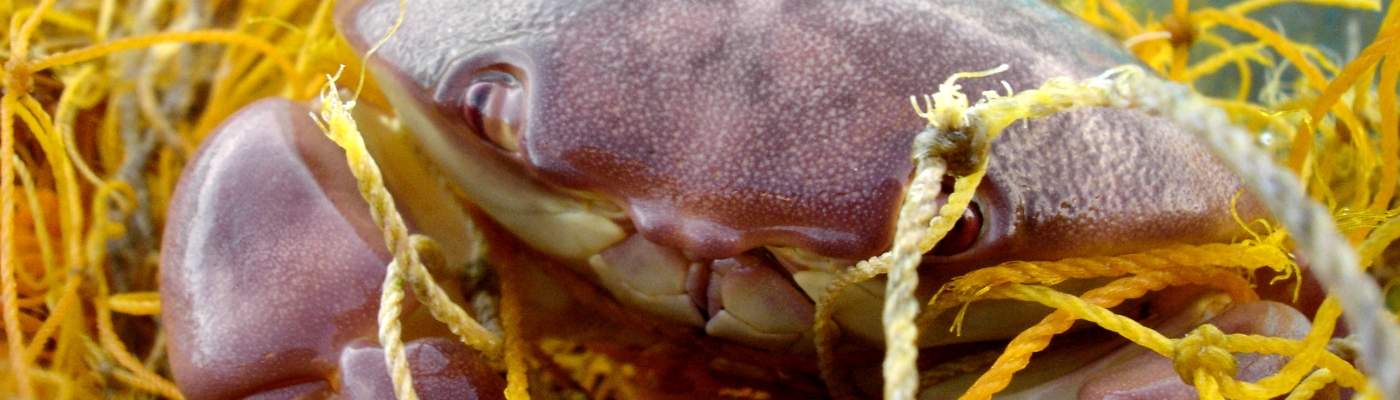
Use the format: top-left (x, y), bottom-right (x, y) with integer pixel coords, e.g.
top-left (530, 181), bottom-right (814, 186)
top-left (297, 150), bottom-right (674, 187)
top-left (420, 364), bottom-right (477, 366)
top-left (334, 0), bottom-right (1264, 347)
top-left (160, 0), bottom-right (1316, 398)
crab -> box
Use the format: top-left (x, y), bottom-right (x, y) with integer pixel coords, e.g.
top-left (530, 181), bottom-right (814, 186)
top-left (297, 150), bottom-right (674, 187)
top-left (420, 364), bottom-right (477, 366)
top-left (157, 0), bottom-right (1329, 398)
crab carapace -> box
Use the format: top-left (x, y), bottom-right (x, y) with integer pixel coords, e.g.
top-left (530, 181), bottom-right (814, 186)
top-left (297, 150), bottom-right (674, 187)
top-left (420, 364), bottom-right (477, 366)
top-left (159, 0), bottom-right (1320, 398)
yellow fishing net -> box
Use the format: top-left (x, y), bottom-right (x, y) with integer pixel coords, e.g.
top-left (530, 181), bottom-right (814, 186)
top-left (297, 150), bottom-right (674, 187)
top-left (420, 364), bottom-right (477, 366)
top-left (1, 0), bottom-right (1398, 399)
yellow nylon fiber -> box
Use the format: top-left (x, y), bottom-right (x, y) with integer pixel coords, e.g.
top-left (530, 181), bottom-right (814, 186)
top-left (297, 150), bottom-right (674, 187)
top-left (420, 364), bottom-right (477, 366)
top-left (2, 0), bottom-right (1399, 398)
top-left (954, 268), bottom-right (1253, 400)
top-left (929, 234), bottom-right (1293, 311)
top-left (314, 74), bottom-right (507, 400)
top-left (11, 159), bottom-right (52, 293)
top-left (867, 4), bottom-right (1400, 391)
top-left (993, 286), bottom-right (1365, 399)
top-left (107, 292), bottom-right (161, 316)
top-left (883, 64), bottom-right (1014, 400)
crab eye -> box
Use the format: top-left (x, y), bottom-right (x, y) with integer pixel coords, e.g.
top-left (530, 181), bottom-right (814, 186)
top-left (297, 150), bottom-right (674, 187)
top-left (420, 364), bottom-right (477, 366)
top-left (461, 72), bottom-right (524, 152)
top-left (931, 202), bottom-right (982, 256)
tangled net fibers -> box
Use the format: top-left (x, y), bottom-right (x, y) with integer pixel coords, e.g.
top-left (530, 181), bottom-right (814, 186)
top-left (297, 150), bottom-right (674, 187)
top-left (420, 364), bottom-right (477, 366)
top-left (2, 0), bottom-right (1399, 398)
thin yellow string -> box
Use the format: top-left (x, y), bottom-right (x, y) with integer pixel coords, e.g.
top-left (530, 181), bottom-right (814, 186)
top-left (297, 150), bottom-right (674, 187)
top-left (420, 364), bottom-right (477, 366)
top-left (995, 284), bottom-right (1173, 361)
top-left (12, 156), bottom-right (52, 291)
top-left (881, 151), bottom-right (947, 400)
top-left (87, 181), bottom-right (184, 400)
top-left (1182, 40), bottom-right (1270, 83)
top-left (813, 253), bottom-right (891, 398)
top-left (1373, 32), bottom-right (1400, 213)
top-left (3, 0), bottom-right (1396, 398)
top-left (1298, 22), bottom-right (1400, 212)
top-left (11, 0), bottom-right (58, 59)
top-left (1285, 369), bottom-right (1335, 400)
top-left (957, 267), bottom-right (1255, 400)
top-left (0, 89), bottom-right (35, 400)
top-left (52, 65), bottom-right (105, 188)
top-left (928, 237), bottom-right (1291, 315)
top-left (31, 30), bottom-right (301, 92)
top-left (21, 272), bottom-right (78, 365)
top-left (107, 292), bottom-right (160, 316)
top-left (1226, 0), bottom-right (1380, 16)
top-left (313, 71), bottom-right (504, 400)
top-left (497, 244), bottom-right (530, 399)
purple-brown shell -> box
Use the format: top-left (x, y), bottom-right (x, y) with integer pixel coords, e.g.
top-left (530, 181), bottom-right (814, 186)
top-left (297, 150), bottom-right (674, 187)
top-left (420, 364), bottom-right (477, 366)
top-left (160, 99), bottom-right (504, 399)
top-left (160, 0), bottom-right (1283, 397)
top-left (337, 0), bottom-right (1260, 264)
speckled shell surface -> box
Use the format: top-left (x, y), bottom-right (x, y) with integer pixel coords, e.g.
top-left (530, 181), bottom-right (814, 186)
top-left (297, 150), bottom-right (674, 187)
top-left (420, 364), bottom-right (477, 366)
top-left (338, 0), bottom-right (1257, 263)
top-left (159, 99), bottom-right (391, 399)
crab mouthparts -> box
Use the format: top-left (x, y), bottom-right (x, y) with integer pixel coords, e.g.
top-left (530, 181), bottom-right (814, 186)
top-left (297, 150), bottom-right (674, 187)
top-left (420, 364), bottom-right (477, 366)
top-left (589, 234), bottom-right (819, 350)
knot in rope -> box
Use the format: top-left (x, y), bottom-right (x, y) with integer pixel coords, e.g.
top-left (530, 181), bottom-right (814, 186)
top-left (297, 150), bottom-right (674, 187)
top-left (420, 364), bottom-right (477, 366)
top-left (3, 59), bottom-right (34, 94)
top-left (1172, 323), bottom-right (1237, 387)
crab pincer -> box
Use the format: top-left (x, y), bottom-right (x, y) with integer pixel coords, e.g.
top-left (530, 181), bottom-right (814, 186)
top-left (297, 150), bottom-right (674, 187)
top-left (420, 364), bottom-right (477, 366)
top-left (159, 98), bottom-right (504, 399)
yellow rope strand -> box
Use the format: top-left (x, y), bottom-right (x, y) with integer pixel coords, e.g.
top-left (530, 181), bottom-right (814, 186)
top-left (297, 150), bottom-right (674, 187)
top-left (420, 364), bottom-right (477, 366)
top-left (405, 236), bottom-right (504, 366)
top-left (16, 93), bottom-right (83, 324)
top-left (313, 70), bottom-right (503, 400)
top-left (923, 238), bottom-right (1287, 326)
top-left (1117, 66), bottom-right (1400, 396)
top-left (874, 64), bottom-right (1009, 400)
top-left (1224, 336), bottom-right (1364, 389)
top-left (1185, 7), bottom-right (1361, 172)
top-left (882, 145), bottom-right (946, 400)
top-left (11, 156), bottom-right (51, 293)
top-left (377, 258), bottom-right (416, 400)
top-left (10, 0), bottom-right (58, 59)
top-left (953, 62), bottom-right (1398, 395)
top-left (1374, 32), bottom-right (1400, 213)
top-left (53, 65), bottom-right (105, 188)
top-left (0, 89), bottom-right (35, 400)
top-left (21, 273), bottom-right (79, 364)
top-left (991, 284), bottom-right (1365, 399)
top-left (497, 246), bottom-right (530, 400)
top-left (995, 283), bottom-right (1174, 357)
top-left (10, 78), bottom-right (103, 398)
top-left (957, 267), bottom-right (1257, 400)
top-left (1226, 0), bottom-right (1379, 15)
top-left (813, 253), bottom-right (891, 398)
top-left (107, 292), bottom-right (160, 316)
top-left (108, 367), bottom-right (181, 399)
top-left (1098, 0), bottom-right (1146, 39)
top-left (1182, 41), bottom-right (1271, 83)
top-left (4, 1), bottom-right (1396, 398)
top-left (1359, 212), bottom-right (1400, 270)
top-left (315, 74), bottom-right (417, 400)
top-left (31, 30), bottom-right (302, 92)
top-left (1223, 298), bottom-right (1345, 398)
top-left (87, 181), bottom-right (183, 400)
top-left (1296, 22), bottom-right (1400, 209)
top-left (1284, 369), bottom-right (1335, 400)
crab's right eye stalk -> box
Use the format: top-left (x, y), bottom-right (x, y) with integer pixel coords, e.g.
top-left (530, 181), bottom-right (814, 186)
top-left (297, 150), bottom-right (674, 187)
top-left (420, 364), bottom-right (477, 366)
top-left (931, 202), bottom-right (981, 256)
top-left (462, 71), bottom-right (524, 152)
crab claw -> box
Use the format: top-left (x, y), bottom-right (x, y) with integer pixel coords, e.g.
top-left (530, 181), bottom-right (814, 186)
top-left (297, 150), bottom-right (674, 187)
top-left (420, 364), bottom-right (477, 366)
top-left (160, 98), bottom-right (502, 399)
top-left (338, 338), bottom-right (505, 399)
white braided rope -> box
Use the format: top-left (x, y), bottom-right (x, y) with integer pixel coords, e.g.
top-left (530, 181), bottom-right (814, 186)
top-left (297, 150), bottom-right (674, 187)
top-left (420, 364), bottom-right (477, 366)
top-left (378, 259), bottom-right (417, 400)
top-left (1106, 68), bottom-right (1400, 397)
top-left (883, 141), bottom-right (947, 399)
top-left (891, 65), bottom-right (1399, 398)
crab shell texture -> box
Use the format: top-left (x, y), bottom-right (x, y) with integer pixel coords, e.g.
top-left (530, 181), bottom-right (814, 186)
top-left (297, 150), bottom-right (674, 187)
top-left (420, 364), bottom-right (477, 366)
top-left (336, 0), bottom-right (1275, 345)
top-left (157, 0), bottom-right (1322, 398)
